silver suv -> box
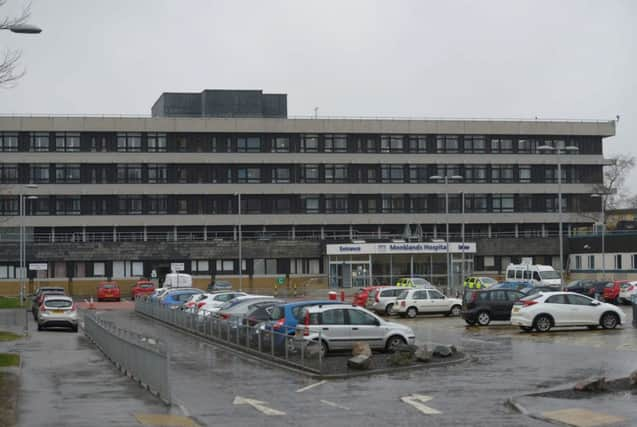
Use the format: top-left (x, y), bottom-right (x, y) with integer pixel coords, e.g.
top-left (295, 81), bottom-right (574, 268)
top-left (299, 304), bottom-right (415, 356)
top-left (366, 286), bottom-right (404, 315)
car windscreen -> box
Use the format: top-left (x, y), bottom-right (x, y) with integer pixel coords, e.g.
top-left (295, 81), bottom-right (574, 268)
top-left (539, 271), bottom-right (560, 279)
top-left (44, 299), bottom-right (72, 308)
top-left (520, 293), bottom-right (543, 301)
top-left (101, 284), bottom-right (117, 289)
top-left (139, 284), bottom-right (154, 288)
top-left (270, 305), bottom-right (285, 320)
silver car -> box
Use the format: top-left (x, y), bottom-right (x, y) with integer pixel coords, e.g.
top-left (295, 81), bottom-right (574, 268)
top-left (38, 295), bottom-right (78, 332)
top-left (366, 286), bottom-right (404, 315)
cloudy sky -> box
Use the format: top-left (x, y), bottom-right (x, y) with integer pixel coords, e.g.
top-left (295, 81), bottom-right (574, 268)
top-left (2, 0), bottom-right (636, 191)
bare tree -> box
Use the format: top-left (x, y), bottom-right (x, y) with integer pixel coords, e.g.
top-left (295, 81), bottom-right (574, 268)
top-left (593, 154), bottom-right (636, 210)
top-left (0, 0), bottom-right (31, 87)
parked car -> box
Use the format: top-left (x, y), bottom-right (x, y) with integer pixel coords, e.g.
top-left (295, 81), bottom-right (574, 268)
top-left (267, 300), bottom-right (343, 336)
top-left (32, 286), bottom-right (65, 307)
top-left (32, 288), bottom-right (66, 320)
top-left (352, 286), bottom-right (385, 307)
top-left (160, 289), bottom-right (204, 308)
top-left (195, 292), bottom-right (247, 315)
top-left (603, 280), bottom-right (627, 304)
top-left (463, 277), bottom-right (498, 289)
top-left (131, 280), bottom-right (155, 300)
top-left (619, 281), bottom-right (637, 304)
top-left (511, 291), bottom-right (627, 332)
top-left (37, 295), bottom-right (78, 332)
top-left (243, 300), bottom-right (283, 327)
top-left (394, 288), bottom-right (462, 318)
top-left (505, 263), bottom-right (561, 287)
top-left (490, 281), bottom-right (533, 292)
top-left (395, 277), bottom-right (434, 288)
top-left (462, 288), bottom-right (525, 326)
top-left (521, 285), bottom-right (559, 296)
top-left (207, 280), bottom-right (233, 292)
top-left (566, 280), bottom-right (608, 299)
top-left (299, 304), bottom-right (416, 356)
top-left (97, 281), bottom-right (121, 302)
top-left (215, 296), bottom-right (277, 321)
top-left (366, 286), bottom-right (404, 315)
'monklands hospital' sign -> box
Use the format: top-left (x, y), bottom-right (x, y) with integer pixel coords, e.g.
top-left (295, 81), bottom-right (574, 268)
top-left (326, 242), bottom-right (477, 255)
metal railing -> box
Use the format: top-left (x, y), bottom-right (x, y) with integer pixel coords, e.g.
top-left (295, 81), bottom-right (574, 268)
top-left (135, 297), bottom-right (323, 375)
top-left (83, 312), bottom-right (171, 404)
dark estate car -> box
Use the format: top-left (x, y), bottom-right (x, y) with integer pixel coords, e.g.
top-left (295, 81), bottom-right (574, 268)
top-left (566, 280), bottom-right (609, 299)
top-left (462, 289), bottom-right (524, 326)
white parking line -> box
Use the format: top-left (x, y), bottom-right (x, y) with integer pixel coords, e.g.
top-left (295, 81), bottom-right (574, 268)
top-left (233, 396), bottom-right (286, 416)
top-left (320, 399), bottom-right (350, 410)
top-left (296, 380), bottom-right (327, 393)
top-left (401, 394), bottom-right (442, 415)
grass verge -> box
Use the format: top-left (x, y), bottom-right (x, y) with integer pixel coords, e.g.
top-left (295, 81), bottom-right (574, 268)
top-left (0, 298), bottom-right (23, 310)
top-left (0, 354), bottom-right (19, 368)
top-left (0, 332), bottom-right (21, 342)
top-left (0, 372), bottom-right (18, 427)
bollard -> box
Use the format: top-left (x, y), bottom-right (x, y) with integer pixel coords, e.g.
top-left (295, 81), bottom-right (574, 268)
top-left (340, 290), bottom-right (345, 302)
top-left (632, 294), bottom-right (637, 328)
top-left (293, 282), bottom-right (297, 297)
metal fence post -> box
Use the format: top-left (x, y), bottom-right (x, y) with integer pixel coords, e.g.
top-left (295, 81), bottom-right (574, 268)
top-left (318, 329), bottom-right (322, 374)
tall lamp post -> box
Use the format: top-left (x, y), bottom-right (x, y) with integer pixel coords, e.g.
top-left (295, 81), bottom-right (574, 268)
top-left (537, 144), bottom-right (578, 288)
top-left (3, 24), bottom-right (43, 34)
top-left (591, 192), bottom-right (610, 278)
top-left (234, 192), bottom-right (242, 291)
top-left (19, 184), bottom-right (38, 336)
top-left (429, 174), bottom-right (463, 295)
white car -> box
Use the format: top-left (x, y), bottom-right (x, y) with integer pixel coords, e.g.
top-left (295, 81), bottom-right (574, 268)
top-left (619, 281), bottom-right (637, 304)
top-left (300, 304), bottom-right (415, 356)
top-left (511, 291), bottom-right (627, 332)
top-left (38, 295), bottom-right (78, 332)
top-left (197, 292), bottom-right (249, 316)
top-left (365, 286), bottom-right (404, 315)
top-left (394, 288), bottom-right (463, 318)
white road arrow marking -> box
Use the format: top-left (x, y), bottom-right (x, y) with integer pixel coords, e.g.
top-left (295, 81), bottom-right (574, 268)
top-left (233, 396), bottom-right (286, 416)
top-left (296, 380), bottom-right (327, 393)
top-left (400, 394), bottom-right (441, 415)
top-left (320, 399), bottom-right (350, 410)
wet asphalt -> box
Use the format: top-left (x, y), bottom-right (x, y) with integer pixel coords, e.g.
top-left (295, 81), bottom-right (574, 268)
top-left (91, 306), bottom-right (637, 427)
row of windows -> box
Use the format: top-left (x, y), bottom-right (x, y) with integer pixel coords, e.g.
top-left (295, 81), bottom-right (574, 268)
top-left (0, 131), bottom-right (602, 154)
top-left (0, 194), bottom-right (598, 216)
top-left (0, 163), bottom-right (602, 185)
top-left (573, 254), bottom-right (637, 270)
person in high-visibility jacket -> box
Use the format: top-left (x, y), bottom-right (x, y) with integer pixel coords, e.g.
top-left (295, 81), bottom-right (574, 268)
top-left (463, 277), bottom-right (484, 289)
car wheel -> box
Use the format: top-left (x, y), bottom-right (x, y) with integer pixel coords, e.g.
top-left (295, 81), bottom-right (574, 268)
top-left (465, 319), bottom-right (476, 326)
top-left (385, 303), bottom-right (394, 315)
top-left (519, 326), bottom-right (533, 332)
top-left (406, 307), bottom-right (418, 319)
top-left (37, 323), bottom-right (43, 331)
top-left (600, 312), bottom-right (619, 329)
top-left (386, 335), bottom-right (406, 352)
top-left (477, 311), bottom-right (491, 326)
top-left (72, 325), bottom-right (78, 333)
top-left (449, 305), bottom-right (462, 317)
top-left (534, 315), bottom-right (552, 332)
top-left (319, 340), bottom-right (328, 357)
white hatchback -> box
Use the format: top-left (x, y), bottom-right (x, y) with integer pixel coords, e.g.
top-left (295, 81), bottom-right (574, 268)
top-left (619, 281), bottom-right (637, 304)
top-left (511, 291), bottom-right (627, 332)
top-left (394, 288), bottom-right (463, 318)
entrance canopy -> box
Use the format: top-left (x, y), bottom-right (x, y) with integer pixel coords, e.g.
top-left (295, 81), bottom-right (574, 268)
top-left (326, 242), bottom-right (476, 255)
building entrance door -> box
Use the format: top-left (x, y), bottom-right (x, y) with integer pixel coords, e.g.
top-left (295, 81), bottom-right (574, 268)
top-left (329, 261), bottom-right (371, 288)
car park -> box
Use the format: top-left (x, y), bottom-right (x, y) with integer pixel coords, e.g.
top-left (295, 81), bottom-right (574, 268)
top-left (462, 288), bottom-right (525, 326)
top-left (463, 276), bottom-right (498, 289)
top-left (97, 281), bottom-right (121, 302)
top-left (511, 291), bottom-right (627, 332)
top-left (394, 288), bottom-right (462, 318)
top-left (160, 289), bottom-right (204, 308)
top-left (207, 280), bottom-right (233, 292)
top-left (505, 263), bottom-right (561, 287)
top-left (395, 277), bottom-right (434, 288)
top-left (267, 300), bottom-right (343, 336)
top-left (566, 280), bottom-right (608, 299)
top-left (366, 286), bottom-right (404, 315)
top-left (32, 288), bottom-right (66, 320)
top-left (131, 280), bottom-right (155, 300)
top-left (242, 300), bottom-right (283, 327)
top-left (299, 304), bottom-right (416, 356)
top-left (521, 285), bottom-right (559, 296)
top-left (352, 286), bottom-right (385, 307)
top-left (194, 291), bottom-right (247, 314)
top-left (215, 296), bottom-right (277, 321)
top-left (619, 281), bottom-right (637, 304)
top-left (38, 295), bottom-right (78, 332)
top-left (603, 280), bottom-right (626, 304)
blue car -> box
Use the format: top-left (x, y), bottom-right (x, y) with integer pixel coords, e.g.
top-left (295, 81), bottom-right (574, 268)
top-left (491, 281), bottom-right (533, 292)
top-left (160, 289), bottom-right (203, 308)
top-left (267, 300), bottom-right (343, 337)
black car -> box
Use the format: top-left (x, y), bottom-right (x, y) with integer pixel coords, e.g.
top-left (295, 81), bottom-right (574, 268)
top-left (521, 285), bottom-right (559, 297)
top-left (565, 280), bottom-right (608, 299)
top-left (462, 289), bottom-right (524, 326)
top-left (242, 300), bottom-right (281, 327)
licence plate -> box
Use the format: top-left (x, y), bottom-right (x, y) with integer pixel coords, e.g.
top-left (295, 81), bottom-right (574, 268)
top-left (53, 310), bottom-right (64, 314)
top-left (512, 307), bottom-right (520, 313)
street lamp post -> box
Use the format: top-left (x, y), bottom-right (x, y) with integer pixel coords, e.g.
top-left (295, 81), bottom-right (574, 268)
top-left (235, 192), bottom-right (242, 291)
top-left (429, 174), bottom-right (463, 295)
top-left (3, 24), bottom-right (43, 34)
top-left (591, 193), bottom-right (610, 278)
top-left (538, 144), bottom-right (579, 288)
top-left (19, 184), bottom-right (38, 336)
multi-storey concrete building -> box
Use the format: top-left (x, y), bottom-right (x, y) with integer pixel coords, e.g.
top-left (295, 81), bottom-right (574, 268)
top-left (0, 90), bottom-right (615, 295)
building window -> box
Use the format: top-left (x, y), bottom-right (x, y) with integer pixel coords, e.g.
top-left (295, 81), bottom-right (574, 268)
top-left (492, 194), bottom-right (514, 213)
top-left (382, 195), bottom-right (405, 213)
top-left (237, 167), bottom-right (261, 183)
top-left (408, 136), bottom-right (428, 153)
top-left (519, 166), bottom-right (531, 183)
top-left (117, 164), bottom-right (143, 183)
top-left (517, 139), bottom-right (537, 153)
top-left (216, 259), bottom-right (235, 273)
top-left (93, 262), bottom-right (106, 277)
top-left (464, 194), bottom-right (488, 213)
top-left (632, 254), bottom-right (637, 269)
top-left (272, 137), bottom-right (290, 152)
top-left (408, 165), bottom-right (427, 183)
top-left (325, 164), bottom-right (347, 183)
top-left (435, 165), bottom-right (461, 180)
top-left (0, 265), bottom-right (16, 279)
top-left (30, 132), bottom-right (50, 152)
top-left (365, 138), bottom-right (378, 153)
top-left (147, 196), bottom-right (168, 214)
top-left (303, 196), bottom-right (320, 213)
top-left (381, 135), bottom-right (404, 153)
top-left (0, 164), bottom-right (18, 184)
top-left (211, 136), bottom-right (231, 153)
top-left (55, 164), bottom-right (80, 183)
top-left (237, 136), bottom-right (262, 153)
top-left (31, 165), bottom-right (50, 183)
top-left (290, 258), bottom-right (320, 274)
top-left (543, 139), bottom-right (566, 151)
top-left (55, 133), bottom-right (80, 152)
top-left (381, 165), bottom-right (404, 183)
top-left (464, 166), bottom-right (487, 183)
top-left (253, 259), bottom-right (277, 274)
top-left (300, 134), bottom-right (319, 152)
top-left (272, 167), bottom-right (290, 183)
top-left (0, 133), bottom-right (18, 152)
top-left (324, 134), bottom-right (347, 153)
top-left (614, 254), bottom-right (622, 270)
top-left (575, 255), bottom-right (582, 270)
top-left (241, 197), bottom-right (261, 214)
top-left (301, 164), bottom-right (319, 183)
top-left (117, 133), bottom-right (142, 152)
top-left (0, 197), bottom-right (18, 216)
top-left (588, 255), bottom-right (595, 270)
top-left (325, 195), bottom-right (348, 213)
top-left (147, 133), bottom-right (167, 152)
top-left (492, 165), bottom-right (514, 183)
top-left (436, 135), bottom-right (459, 153)
top-left (119, 196), bottom-right (142, 215)
top-left (147, 164), bottom-right (167, 183)
top-left (87, 198), bottom-right (108, 215)
top-left (273, 198), bottom-right (291, 213)
top-left (192, 260), bottom-right (209, 273)
top-left (463, 135), bottom-right (486, 153)
top-left (55, 196), bottom-right (81, 215)
top-left (491, 138), bottom-right (513, 153)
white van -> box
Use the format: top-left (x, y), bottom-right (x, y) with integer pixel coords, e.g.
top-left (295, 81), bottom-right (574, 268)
top-left (505, 264), bottom-right (561, 287)
top-left (163, 273), bottom-right (193, 289)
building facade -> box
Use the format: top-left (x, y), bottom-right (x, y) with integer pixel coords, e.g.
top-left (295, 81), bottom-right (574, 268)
top-left (0, 91), bottom-right (615, 293)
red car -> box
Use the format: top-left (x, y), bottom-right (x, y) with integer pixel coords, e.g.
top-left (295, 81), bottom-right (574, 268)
top-left (97, 281), bottom-right (121, 302)
top-left (130, 280), bottom-right (155, 300)
top-left (603, 280), bottom-right (628, 304)
top-left (352, 286), bottom-right (385, 307)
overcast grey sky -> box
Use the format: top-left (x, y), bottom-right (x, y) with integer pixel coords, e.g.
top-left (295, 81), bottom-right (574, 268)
top-left (2, 0), bottom-right (636, 190)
